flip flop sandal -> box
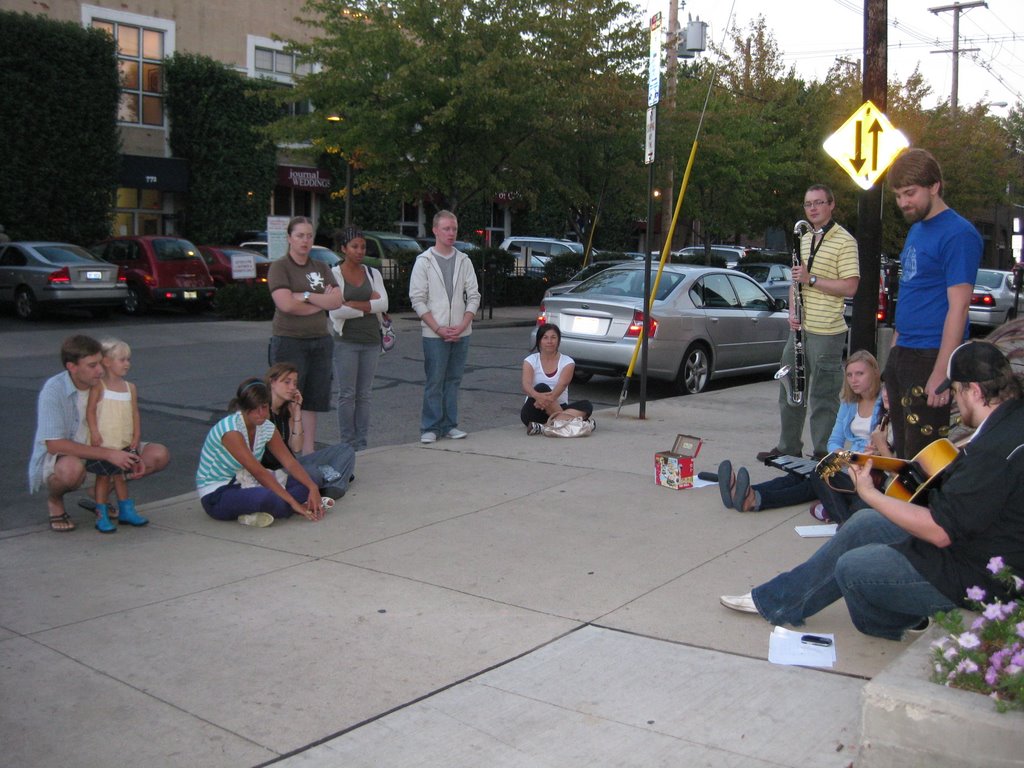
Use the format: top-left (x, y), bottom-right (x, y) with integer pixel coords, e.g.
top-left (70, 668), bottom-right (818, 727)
top-left (717, 460), bottom-right (734, 509)
top-left (49, 512), bottom-right (76, 532)
top-left (809, 502), bottom-right (831, 522)
top-left (733, 467), bottom-right (752, 512)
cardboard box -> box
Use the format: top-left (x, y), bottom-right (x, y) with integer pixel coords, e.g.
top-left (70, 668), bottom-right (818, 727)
top-left (655, 434), bottom-right (703, 490)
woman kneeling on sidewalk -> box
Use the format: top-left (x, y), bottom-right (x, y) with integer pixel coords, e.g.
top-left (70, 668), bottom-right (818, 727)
top-left (195, 378), bottom-right (326, 527)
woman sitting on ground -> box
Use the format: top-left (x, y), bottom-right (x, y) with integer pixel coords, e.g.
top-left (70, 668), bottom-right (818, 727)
top-left (521, 323), bottom-right (594, 434)
top-left (261, 362), bottom-right (356, 499)
top-left (718, 350), bottom-right (891, 523)
top-left (195, 378), bottom-right (326, 526)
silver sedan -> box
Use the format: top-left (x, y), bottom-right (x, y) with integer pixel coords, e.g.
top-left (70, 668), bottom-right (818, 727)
top-left (0, 242), bottom-right (126, 320)
top-left (969, 269), bottom-right (1023, 329)
top-left (536, 263), bottom-right (790, 394)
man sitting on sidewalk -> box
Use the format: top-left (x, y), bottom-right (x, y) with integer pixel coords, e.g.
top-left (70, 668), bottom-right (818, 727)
top-left (721, 341), bottom-right (1024, 640)
top-left (29, 335), bottom-right (169, 532)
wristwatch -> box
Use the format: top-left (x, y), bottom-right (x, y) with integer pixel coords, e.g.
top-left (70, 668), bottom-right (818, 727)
top-left (302, 291), bottom-right (311, 303)
top-left (808, 275), bottom-right (818, 287)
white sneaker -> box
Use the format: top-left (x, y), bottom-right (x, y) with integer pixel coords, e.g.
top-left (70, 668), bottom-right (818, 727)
top-left (446, 428), bottom-right (468, 439)
top-left (526, 422), bottom-right (543, 436)
top-left (720, 593), bottom-right (758, 614)
top-left (420, 432), bottom-right (437, 444)
top-left (238, 512), bottom-right (274, 528)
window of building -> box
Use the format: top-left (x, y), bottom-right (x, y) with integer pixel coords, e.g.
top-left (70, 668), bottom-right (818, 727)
top-left (249, 36), bottom-right (314, 118)
top-left (83, 6), bottom-right (174, 128)
top-left (114, 188), bottom-right (163, 236)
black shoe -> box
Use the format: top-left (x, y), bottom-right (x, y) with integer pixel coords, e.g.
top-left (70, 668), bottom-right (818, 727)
top-left (77, 497), bottom-right (97, 513)
top-left (755, 448), bottom-right (783, 463)
top-left (320, 486), bottom-right (347, 500)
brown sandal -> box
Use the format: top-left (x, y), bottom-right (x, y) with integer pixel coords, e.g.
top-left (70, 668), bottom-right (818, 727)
top-left (49, 512), bottom-right (76, 532)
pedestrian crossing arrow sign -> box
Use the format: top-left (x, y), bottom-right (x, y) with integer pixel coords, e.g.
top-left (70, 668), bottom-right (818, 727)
top-left (823, 101), bottom-right (909, 190)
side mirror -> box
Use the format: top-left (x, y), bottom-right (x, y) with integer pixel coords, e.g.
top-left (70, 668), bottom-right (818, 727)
top-left (774, 297), bottom-right (788, 311)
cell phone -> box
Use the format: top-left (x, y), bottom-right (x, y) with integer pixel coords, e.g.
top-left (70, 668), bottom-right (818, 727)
top-left (801, 634), bottom-right (833, 647)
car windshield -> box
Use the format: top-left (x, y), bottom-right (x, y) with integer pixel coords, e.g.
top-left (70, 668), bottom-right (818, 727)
top-left (975, 270), bottom-right (1004, 290)
top-left (34, 244), bottom-right (105, 264)
top-left (571, 268), bottom-right (685, 301)
top-left (223, 249), bottom-right (270, 263)
top-left (153, 239), bottom-right (200, 261)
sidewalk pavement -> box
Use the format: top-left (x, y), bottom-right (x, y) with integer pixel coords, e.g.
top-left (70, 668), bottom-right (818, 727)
top-left (2, 320), bottom-right (922, 767)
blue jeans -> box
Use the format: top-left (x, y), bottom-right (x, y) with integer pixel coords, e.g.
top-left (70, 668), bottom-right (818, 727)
top-left (296, 443), bottom-right (356, 494)
top-left (334, 339), bottom-right (380, 450)
top-left (421, 335), bottom-right (469, 435)
top-left (751, 509), bottom-right (954, 640)
top-left (753, 473), bottom-right (817, 510)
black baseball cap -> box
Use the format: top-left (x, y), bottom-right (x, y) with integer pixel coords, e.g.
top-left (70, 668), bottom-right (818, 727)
top-left (935, 341), bottom-right (1010, 394)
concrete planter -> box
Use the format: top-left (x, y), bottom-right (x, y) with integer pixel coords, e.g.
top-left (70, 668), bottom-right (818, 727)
top-left (857, 625), bottom-right (1024, 767)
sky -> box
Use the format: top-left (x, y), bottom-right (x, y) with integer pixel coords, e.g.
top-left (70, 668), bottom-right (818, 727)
top-left (655, 0), bottom-right (1023, 113)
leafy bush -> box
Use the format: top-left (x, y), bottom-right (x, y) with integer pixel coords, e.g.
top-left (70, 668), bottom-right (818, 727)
top-left (213, 283), bottom-right (274, 320)
top-left (0, 12), bottom-right (119, 243)
top-left (545, 253), bottom-right (584, 282)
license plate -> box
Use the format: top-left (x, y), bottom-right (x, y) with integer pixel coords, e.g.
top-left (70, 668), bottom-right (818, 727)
top-left (184, 291), bottom-right (197, 299)
top-left (86, 271), bottom-right (102, 280)
top-left (571, 315), bottom-right (601, 334)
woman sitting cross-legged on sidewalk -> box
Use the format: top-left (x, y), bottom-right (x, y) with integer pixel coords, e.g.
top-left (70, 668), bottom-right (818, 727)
top-left (195, 378), bottom-right (326, 527)
top-left (521, 323), bottom-right (594, 434)
top-left (718, 350), bottom-right (891, 524)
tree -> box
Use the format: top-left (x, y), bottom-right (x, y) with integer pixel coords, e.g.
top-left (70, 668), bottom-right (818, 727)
top-left (0, 12), bottom-right (120, 243)
top-left (281, 0), bottom-right (646, 243)
top-left (164, 54), bottom-right (279, 243)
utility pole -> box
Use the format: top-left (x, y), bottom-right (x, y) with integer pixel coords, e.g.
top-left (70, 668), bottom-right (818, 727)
top-left (850, 0), bottom-right (887, 356)
top-left (928, 1), bottom-right (987, 112)
top-left (659, 0), bottom-right (681, 256)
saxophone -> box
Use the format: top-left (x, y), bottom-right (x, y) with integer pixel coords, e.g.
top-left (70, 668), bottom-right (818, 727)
top-left (775, 219), bottom-right (813, 406)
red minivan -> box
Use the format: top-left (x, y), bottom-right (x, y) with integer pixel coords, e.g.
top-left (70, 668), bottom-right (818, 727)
top-left (91, 236), bottom-right (216, 315)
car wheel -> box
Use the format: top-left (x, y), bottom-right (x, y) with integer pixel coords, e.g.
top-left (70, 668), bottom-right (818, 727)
top-left (122, 285), bottom-right (146, 315)
top-left (572, 369), bottom-right (593, 384)
top-left (675, 343), bottom-right (711, 395)
top-left (14, 287), bottom-right (41, 320)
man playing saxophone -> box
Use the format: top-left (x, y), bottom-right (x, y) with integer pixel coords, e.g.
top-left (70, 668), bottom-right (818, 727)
top-left (758, 184), bottom-right (860, 462)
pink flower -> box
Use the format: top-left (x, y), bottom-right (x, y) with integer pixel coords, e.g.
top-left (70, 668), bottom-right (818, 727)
top-left (958, 632), bottom-right (981, 649)
top-left (957, 658), bottom-right (979, 674)
top-left (987, 556), bottom-right (1005, 575)
top-left (985, 667), bottom-right (999, 685)
top-left (966, 586), bottom-right (986, 601)
top-left (944, 645), bottom-right (959, 661)
top-left (972, 616), bottom-right (987, 630)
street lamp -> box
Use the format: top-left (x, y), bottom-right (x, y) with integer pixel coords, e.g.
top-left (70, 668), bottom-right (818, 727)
top-left (326, 113), bottom-right (353, 227)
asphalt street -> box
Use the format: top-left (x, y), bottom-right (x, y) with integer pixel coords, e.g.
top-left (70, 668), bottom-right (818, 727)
top-left (2, 307), bottom-right (648, 531)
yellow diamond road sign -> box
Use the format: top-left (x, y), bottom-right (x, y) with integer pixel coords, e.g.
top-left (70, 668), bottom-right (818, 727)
top-left (823, 100), bottom-right (909, 190)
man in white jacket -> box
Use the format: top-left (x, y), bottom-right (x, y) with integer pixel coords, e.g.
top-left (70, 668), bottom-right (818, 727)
top-left (409, 210), bottom-right (481, 444)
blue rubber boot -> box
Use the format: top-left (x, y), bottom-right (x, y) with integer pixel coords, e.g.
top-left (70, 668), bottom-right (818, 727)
top-left (95, 504), bottom-right (117, 534)
top-left (117, 498), bottom-right (149, 527)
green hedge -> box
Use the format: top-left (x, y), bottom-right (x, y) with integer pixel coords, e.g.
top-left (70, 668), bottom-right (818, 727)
top-left (0, 12), bottom-right (119, 243)
top-left (213, 283), bottom-right (275, 320)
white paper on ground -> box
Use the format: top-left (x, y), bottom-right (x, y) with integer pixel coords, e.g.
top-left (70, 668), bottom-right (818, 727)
top-left (768, 626), bottom-right (836, 668)
top-left (692, 477), bottom-right (716, 488)
top-left (795, 523), bottom-right (838, 538)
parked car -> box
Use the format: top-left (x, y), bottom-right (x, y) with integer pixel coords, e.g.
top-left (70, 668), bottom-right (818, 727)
top-left (240, 241), bottom-right (344, 268)
top-left (197, 245), bottom-right (271, 286)
top-left (415, 236), bottom-right (480, 254)
top-left (671, 245), bottom-right (755, 269)
top-left (543, 259), bottom-right (634, 298)
top-left (90, 236), bottom-right (216, 315)
top-left (970, 268), bottom-right (1024, 329)
top-left (362, 231), bottom-right (421, 270)
top-left (0, 241), bottom-right (126, 320)
top-left (734, 262), bottom-right (792, 302)
top-left (499, 236), bottom-right (588, 277)
top-left (536, 263), bottom-right (789, 394)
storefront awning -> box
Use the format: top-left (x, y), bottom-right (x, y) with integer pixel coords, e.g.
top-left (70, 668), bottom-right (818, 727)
top-left (119, 154), bottom-right (189, 192)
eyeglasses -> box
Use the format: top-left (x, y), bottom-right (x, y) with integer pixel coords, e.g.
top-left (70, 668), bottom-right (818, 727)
top-left (803, 200), bottom-right (831, 209)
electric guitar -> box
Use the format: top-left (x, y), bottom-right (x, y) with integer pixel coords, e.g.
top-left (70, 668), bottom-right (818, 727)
top-left (815, 438), bottom-right (958, 503)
